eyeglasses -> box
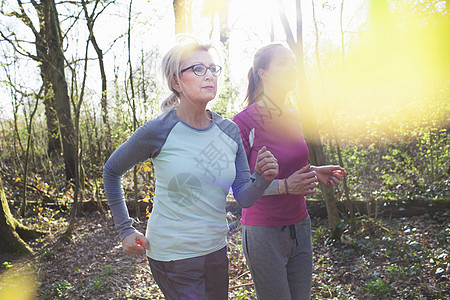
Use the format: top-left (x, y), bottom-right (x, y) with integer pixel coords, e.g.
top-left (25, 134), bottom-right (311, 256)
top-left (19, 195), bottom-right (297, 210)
top-left (180, 64), bottom-right (222, 77)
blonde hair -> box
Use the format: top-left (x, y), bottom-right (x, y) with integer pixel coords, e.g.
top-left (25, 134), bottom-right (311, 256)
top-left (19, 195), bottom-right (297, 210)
top-left (160, 35), bottom-right (222, 113)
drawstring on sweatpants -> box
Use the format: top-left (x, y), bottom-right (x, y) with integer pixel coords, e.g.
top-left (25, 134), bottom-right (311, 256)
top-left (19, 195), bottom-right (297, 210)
top-left (281, 224), bottom-right (298, 247)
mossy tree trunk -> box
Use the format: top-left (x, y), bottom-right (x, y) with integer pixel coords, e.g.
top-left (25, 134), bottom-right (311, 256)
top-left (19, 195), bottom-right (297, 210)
top-left (0, 176), bottom-right (45, 256)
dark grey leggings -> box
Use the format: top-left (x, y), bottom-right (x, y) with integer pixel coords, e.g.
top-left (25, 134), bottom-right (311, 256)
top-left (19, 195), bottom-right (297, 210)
top-left (242, 216), bottom-right (313, 300)
top-left (148, 246), bottom-right (228, 300)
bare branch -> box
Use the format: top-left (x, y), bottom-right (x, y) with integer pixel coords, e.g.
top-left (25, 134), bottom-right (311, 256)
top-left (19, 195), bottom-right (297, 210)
top-left (278, 1), bottom-right (296, 50)
top-left (0, 30), bottom-right (40, 61)
top-left (16, 0), bottom-right (41, 40)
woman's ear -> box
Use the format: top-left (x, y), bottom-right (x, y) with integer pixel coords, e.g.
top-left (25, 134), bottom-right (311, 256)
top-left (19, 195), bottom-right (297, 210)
top-left (257, 68), bottom-right (265, 82)
top-left (171, 77), bottom-right (181, 93)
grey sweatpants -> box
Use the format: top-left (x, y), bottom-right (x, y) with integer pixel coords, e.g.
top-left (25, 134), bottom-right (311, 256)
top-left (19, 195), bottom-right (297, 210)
top-left (242, 216), bottom-right (313, 300)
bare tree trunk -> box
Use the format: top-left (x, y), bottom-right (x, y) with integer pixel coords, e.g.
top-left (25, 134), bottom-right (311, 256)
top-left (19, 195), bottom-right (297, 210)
top-left (13, 0), bottom-right (76, 180)
top-left (0, 1), bottom-right (61, 157)
top-left (63, 6), bottom-right (94, 237)
top-left (140, 48), bottom-right (149, 119)
top-left (340, 0), bottom-right (346, 65)
top-left (1, 68), bottom-right (25, 173)
top-left (279, 0), bottom-right (341, 239)
top-left (127, 0), bottom-right (140, 219)
top-left (114, 64), bottom-right (122, 124)
top-left (186, 0), bottom-right (192, 32)
top-left (19, 85), bottom-right (41, 217)
top-left (173, 0), bottom-right (192, 34)
top-left (94, 179), bottom-right (108, 216)
top-left (81, 0), bottom-right (112, 157)
top-left (0, 122), bottom-right (6, 159)
top-left (42, 86), bottom-right (61, 156)
top-left (429, 128), bottom-right (435, 183)
top-left (36, 1), bottom-right (61, 156)
top-left (311, 0), bottom-right (322, 75)
top-left (46, 0), bottom-right (76, 181)
top-left (219, 3), bottom-right (229, 48)
top-left (336, 0), bottom-right (354, 231)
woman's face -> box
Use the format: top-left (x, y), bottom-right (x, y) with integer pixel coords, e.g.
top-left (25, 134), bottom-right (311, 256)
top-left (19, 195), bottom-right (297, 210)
top-left (175, 50), bottom-right (219, 106)
top-left (259, 46), bottom-right (297, 93)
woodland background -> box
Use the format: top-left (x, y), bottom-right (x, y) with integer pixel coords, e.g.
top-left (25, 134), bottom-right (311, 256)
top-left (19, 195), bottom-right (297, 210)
top-left (0, 0), bottom-right (448, 299)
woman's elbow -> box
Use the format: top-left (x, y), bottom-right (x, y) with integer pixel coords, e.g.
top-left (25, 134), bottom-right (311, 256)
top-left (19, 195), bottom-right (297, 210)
top-left (235, 198), bottom-right (252, 209)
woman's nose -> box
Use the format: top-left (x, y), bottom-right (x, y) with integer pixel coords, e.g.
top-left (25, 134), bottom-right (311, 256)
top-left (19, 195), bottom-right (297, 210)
top-left (203, 70), bottom-right (213, 80)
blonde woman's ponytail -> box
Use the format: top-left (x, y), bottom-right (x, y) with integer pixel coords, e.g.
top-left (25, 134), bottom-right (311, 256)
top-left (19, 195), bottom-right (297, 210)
top-left (160, 92), bottom-right (180, 113)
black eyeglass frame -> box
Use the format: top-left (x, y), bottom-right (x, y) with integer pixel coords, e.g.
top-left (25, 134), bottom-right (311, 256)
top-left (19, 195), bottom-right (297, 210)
top-left (180, 63), bottom-right (222, 77)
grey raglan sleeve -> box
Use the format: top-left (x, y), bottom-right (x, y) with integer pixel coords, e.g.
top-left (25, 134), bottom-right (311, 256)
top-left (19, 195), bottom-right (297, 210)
top-left (265, 180), bottom-right (280, 195)
top-left (103, 116), bottom-right (171, 240)
top-left (251, 174), bottom-right (280, 195)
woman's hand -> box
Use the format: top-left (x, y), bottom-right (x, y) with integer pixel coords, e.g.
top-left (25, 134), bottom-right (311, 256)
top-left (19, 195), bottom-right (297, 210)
top-left (281, 165), bottom-right (318, 195)
top-left (122, 231), bottom-right (149, 255)
top-left (312, 165), bottom-right (346, 186)
top-left (255, 146), bottom-right (279, 181)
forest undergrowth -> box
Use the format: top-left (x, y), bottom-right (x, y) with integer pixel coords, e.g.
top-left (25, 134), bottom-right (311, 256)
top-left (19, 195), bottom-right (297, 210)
top-left (1, 205), bottom-right (448, 300)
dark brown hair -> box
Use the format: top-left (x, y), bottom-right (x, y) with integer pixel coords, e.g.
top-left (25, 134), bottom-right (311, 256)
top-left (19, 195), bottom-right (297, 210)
top-left (244, 44), bottom-right (285, 107)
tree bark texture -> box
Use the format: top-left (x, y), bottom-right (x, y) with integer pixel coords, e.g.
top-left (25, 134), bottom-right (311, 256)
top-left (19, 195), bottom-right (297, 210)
top-left (279, 0), bottom-right (341, 239)
top-left (173, 0), bottom-right (192, 34)
top-left (44, 0), bottom-right (77, 180)
top-left (35, 2), bottom-right (61, 155)
top-left (22, 0), bottom-right (76, 180)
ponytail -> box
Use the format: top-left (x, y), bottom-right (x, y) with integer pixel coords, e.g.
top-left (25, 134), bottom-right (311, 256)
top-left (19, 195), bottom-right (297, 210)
top-left (160, 92), bottom-right (180, 113)
top-left (244, 43), bottom-right (285, 107)
top-left (244, 67), bottom-right (262, 107)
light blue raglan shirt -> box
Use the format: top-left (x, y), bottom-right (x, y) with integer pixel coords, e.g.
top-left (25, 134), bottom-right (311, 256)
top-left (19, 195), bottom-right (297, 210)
top-left (103, 109), bottom-right (273, 261)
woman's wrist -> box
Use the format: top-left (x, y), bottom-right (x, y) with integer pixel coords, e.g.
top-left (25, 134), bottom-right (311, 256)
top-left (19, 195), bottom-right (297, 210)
top-left (278, 179), bottom-right (287, 194)
top-left (284, 178), bottom-right (289, 194)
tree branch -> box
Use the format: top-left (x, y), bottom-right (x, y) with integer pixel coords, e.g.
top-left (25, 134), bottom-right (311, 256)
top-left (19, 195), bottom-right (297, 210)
top-left (0, 30), bottom-right (40, 61)
top-left (278, 1), bottom-right (296, 50)
top-left (16, 0), bottom-right (41, 41)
